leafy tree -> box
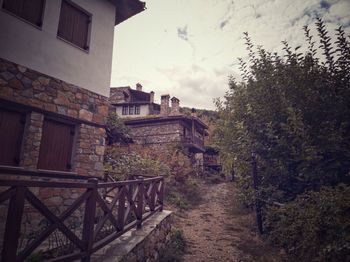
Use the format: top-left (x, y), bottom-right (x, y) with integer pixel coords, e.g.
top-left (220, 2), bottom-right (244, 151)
top-left (105, 112), bottom-right (132, 145)
top-left (215, 19), bottom-right (350, 260)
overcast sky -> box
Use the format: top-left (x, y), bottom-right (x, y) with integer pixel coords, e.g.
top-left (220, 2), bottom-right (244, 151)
top-left (110, 0), bottom-right (350, 110)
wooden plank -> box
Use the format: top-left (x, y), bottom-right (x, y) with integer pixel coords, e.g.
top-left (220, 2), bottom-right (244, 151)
top-left (1, 186), bottom-right (25, 262)
top-left (18, 190), bottom-right (91, 261)
top-left (117, 186), bottom-right (126, 231)
top-left (0, 108), bottom-right (25, 166)
top-left (81, 178), bottom-right (98, 262)
top-left (38, 119), bottom-right (75, 172)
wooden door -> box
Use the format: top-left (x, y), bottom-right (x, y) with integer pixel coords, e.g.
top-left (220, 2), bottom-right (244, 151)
top-left (0, 108), bottom-right (25, 166)
top-left (38, 119), bottom-right (75, 171)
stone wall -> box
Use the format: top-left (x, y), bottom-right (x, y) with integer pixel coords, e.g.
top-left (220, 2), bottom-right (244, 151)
top-left (93, 210), bottom-right (173, 262)
top-left (128, 121), bottom-right (184, 145)
top-left (0, 57), bottom-right (108, 177)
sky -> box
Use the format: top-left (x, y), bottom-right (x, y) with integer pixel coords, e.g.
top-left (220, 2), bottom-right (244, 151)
top-left (110, 0), bottom-right (350, 110)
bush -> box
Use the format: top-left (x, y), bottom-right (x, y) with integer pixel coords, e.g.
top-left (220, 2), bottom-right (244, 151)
top-left (165, 177), bottom-right (202, 210)
top-left (159, 228), bottom-right (186, 262)
top-left (104, 147), bottom-right (170, 180)
top-left (266, 185), bottom-right (350, 261)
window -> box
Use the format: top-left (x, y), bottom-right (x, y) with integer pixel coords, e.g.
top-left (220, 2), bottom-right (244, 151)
top-left (57, 0), bottom-right (91, 50)
top-left (129, 106), bottom-right (134, 115)
top-left (135, 105), bottom-right (140, 115)
top-left (122, 106), bottom-right (128, 115)
top-left (0, 108), bottom-right (26, 166)
top-left (37, 119), bottom-right (75, 171)
top-left (2, 0), bottom-right (45, 27)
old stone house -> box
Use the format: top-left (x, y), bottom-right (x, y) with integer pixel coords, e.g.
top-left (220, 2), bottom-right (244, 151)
top-left (110, 83), bottom-right (161, 117)
top-left (110, 85), bottom-right (208, 168)
top-left (0, 0), bottom-right (145, 177)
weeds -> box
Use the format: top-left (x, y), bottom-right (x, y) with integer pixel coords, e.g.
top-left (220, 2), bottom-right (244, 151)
top-left (159, 228), bottom-right (186, 262)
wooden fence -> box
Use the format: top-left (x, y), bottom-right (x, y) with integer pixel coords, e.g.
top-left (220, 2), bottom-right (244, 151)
top-left (0, 167), bottom-right (164, 261)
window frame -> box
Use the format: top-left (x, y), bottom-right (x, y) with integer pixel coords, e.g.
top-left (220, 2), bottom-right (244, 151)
top-left (122, 106), bottom-right (128, 115)
top-left (129, 106), bottom-right (134, 115)
top-left (57, 0), bottom-right (92, 52)
top-left (135, 105), bottom-right (140, 115)
top-left (1, 0), bottom-right (46, 29)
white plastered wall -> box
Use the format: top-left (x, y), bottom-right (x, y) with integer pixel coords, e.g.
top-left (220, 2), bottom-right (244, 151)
top-left (116, 104), bottom-right (150, 118)
top-left (0, 0), bottom-right (115, 97)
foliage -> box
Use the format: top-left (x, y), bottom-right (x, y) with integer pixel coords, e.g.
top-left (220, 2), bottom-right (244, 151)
top-left (104, 146), bottom-right (170, 180)
top-left (165, 177), bottom-right (202, 210)
top-left (215, 18), bottom-right (350, 260)
top-left (105, 112), bottom-right (132, 145)
top-left (215, 19), bottom-right (350, 204)
top-left (159, 228), bottom-right (187, 262)
top-left (265, 185), bottom-right (350, 261)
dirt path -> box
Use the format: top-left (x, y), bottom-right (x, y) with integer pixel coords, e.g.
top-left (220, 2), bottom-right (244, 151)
top-left (175, 182), bottom-right (281, 262)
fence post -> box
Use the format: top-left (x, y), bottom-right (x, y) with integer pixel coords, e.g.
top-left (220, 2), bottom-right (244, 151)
top-left (252, 152), bottom-right (263, 234)
top-left (81, 178), bottom-right (98, 262)
top-left (2, 186), bottom-right (25, 262)
top-left (159, 178), bottom-right (164, 212)
top-left (117, 186), bottom-right (126, 231)
top-left (137, 179), bottom-right (144, 229)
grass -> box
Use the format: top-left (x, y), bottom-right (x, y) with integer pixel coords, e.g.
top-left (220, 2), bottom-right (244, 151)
top-left (159, 228), bottom-right (186, 262)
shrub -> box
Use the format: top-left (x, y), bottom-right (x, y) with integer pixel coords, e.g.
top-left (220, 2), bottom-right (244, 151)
top-left (159, 228), bottom-right (186, 262)
top-left (266, 185), bottom-right (350, 261)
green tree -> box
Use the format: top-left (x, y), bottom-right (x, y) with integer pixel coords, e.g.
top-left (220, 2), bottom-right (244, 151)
top-left (215, 19), bottom-right (350, 260)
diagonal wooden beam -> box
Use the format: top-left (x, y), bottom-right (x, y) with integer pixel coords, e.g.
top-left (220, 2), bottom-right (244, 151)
top-left (18, 190), bottom-right (90, 261)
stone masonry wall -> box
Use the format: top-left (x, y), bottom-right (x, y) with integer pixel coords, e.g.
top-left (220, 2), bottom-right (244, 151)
top-left (0, 57), bottom-right (108, 177)
top-left (128, 121), bottom-right (183, 145)
top-left (93, 210), bottom-right (173, 262)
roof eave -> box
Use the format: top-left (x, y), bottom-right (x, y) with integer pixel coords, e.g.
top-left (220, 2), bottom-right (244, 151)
top-left (113, 0), bottom-right (146, 25)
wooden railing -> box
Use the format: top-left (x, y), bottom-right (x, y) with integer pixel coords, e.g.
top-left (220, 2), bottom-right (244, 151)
top-left (0, 168), bottom-right (164, 261)
top-left (182, 135), bottom-right (204, 151)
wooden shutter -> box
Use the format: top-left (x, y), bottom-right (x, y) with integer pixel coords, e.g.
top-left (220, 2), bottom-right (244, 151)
top-left (0, 108), bottom-right (25, 166)
top-left (38, 119), bottom-right (75, 172)
top-left (2, 0), bottom-right (44, 26)
top-left (58, 0), bottom-right (90, 50)
top-left (21, 0), bottom-right (45, 26)
top-left (2, 0), bottom-right (22, 16)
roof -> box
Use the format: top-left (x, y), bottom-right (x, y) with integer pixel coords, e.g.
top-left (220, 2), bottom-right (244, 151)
top-left (129, 89), bottom-right (150, 102)
top-left (124, 115), bottom-right (208, 130)
top-left (114, 102), bottom-right (160, 107)
top-left (113, 0), bottom-right (146, 25)
top-left (110, 86), bottom-right (154, 104)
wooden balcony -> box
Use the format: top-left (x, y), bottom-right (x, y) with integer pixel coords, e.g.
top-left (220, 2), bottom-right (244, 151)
top-left (182, 135), bottom-right (205, 153)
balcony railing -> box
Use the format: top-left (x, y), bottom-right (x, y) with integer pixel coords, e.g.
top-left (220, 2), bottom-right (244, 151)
top-left (0, 167), bottom-right (164, 261)
top-left (182, 135), bottom-right (204, 152)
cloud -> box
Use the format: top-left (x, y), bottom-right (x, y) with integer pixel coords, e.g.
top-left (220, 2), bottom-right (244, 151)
top-left (111, 0), bottom-right (350, 110)
top-left (177, 25), bottom-right (189, 41)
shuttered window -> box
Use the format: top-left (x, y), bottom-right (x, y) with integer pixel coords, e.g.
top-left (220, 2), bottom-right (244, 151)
top-left (122, 106), bottom-right (128, 115)
top-left (57, 0), bottom-right (91, 50)
top-left (38, 119), bottom-right (75, 172)
top-left (0, 108), bottom-right (25, 166)
top-left (2, 0), bottom-right (45, 27)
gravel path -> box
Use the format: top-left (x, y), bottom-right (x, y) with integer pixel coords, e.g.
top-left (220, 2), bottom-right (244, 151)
top-left (175, 182), bottom-right (281, 262)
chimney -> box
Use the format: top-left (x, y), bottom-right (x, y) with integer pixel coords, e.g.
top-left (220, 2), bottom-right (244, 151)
top-left (136, 83), bottom-right (142, 91)
top-left (150, 91), bottom-right (154, 103)
top-left (160, 94), bottom-right (170, 115)
top-left (191, 108), bottom-right (197, 117)
top-left (170, 97), bottom-right (180, 115)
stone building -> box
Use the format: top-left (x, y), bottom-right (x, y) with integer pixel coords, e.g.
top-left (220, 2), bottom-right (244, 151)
top-left (110, 83), bottom-right (160, 118)
top-left (0, 0), bottom-right (145, 177)
top-left (110, 85), bottom-right (208, 168)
